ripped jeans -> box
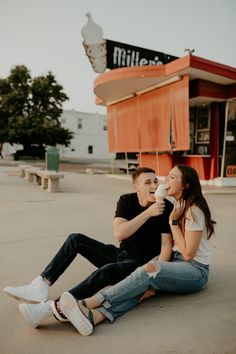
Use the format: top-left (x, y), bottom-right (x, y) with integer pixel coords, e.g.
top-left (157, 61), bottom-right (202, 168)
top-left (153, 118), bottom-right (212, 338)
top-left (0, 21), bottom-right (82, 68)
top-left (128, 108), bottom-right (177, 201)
top-left (95, 252), bottom-right (209, 322)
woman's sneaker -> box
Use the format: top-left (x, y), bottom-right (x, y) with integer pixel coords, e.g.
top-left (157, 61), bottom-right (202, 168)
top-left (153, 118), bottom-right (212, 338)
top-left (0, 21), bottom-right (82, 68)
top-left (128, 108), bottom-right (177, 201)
top-left (60, 292), bottom-right (94, 336)
top-left (3, 276), bottom-right (49, 303)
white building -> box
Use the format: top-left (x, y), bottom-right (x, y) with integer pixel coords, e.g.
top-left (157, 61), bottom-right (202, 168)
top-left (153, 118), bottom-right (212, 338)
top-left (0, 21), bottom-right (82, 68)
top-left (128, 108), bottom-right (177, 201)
top-left (59, 110), bottom-right (115, 160)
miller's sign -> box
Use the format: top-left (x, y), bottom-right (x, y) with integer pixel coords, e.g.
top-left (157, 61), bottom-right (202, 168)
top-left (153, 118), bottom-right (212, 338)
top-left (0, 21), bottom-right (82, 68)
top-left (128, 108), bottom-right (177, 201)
top-left (81, 13), bottom-right (178, 73)
top-left (106, 40), bottom-right (178, 70)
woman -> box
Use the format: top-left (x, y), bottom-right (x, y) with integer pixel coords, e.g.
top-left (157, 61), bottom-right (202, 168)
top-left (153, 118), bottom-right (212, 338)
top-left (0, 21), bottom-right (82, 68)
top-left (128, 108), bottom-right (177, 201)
top-left (59, 165), bottom-right (216, 336)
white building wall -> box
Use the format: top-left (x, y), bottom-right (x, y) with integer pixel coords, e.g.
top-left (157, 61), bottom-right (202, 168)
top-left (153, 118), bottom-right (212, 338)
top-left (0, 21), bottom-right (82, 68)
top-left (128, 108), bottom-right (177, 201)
top-left (59, 110), bottom-right (115, 160)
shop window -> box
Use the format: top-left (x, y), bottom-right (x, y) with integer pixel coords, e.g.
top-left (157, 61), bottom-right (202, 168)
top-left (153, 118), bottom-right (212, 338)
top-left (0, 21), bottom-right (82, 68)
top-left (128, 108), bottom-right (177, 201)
top-left (88, 145), bottom-right (93, 154)
top-left (103, 120), bottom-right (107, 131)
top-left (78, 118), bottom-right (83, 129)
top-left (188, 106), bottom-right (210, 155)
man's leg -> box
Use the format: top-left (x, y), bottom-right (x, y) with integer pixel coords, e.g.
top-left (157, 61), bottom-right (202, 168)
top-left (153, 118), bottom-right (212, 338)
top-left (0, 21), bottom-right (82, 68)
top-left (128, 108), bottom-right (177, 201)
top-left (4, 233), bottom-right (120, 303)
top-left (41, 233), bottom-right (121, 285)
top-left (69, 259), bottom-right (141, 300)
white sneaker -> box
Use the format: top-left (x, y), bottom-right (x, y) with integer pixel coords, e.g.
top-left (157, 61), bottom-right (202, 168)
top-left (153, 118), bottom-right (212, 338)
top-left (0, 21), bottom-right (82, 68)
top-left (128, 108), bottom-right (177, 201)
top-left (18, 300), bottom-right (53, 328)
top-left (60, 292), bottom-right (94, 336)
top-left (3, 276), bottom-right (49, 303)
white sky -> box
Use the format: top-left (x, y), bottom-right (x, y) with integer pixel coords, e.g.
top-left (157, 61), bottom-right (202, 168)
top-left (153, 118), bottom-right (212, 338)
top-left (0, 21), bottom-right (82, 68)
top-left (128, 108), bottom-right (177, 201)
top-left (0, 0), bottom-right (235, 114)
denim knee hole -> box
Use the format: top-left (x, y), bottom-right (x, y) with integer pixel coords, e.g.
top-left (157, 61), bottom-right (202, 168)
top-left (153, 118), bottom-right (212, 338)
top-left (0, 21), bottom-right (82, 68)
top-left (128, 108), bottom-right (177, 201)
top-left (143, 261), bottom-right (160, 279)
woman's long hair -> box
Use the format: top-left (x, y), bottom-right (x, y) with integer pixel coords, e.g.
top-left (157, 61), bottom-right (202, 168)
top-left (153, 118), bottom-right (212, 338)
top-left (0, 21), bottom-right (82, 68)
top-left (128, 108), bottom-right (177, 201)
top-left (176, 165), bottom-right (216, 239)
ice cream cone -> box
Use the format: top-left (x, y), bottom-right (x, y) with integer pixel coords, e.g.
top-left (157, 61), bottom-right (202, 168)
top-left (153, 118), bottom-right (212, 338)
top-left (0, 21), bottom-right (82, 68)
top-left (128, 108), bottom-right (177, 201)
top-left (155, 184), bottom-right (167, 201)
top-left (83, 41), bottom-right (107, 73)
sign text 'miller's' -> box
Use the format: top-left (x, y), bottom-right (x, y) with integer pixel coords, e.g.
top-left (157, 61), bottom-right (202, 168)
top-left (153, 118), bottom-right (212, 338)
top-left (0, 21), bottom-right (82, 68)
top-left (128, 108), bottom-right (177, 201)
top-left (106, 40), bottom-right (178, 69)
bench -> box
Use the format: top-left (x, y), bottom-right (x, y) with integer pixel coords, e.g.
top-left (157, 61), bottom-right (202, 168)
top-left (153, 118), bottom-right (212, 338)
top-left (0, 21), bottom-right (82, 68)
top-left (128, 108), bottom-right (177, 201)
top-left (24, 167), bottom-right (42, 184)
top-left (37, 170), bottom-right (64, 192)
top-left (111, 159), bottom-right (139, 174)
top-left (18, 164), bottom-right (33, 177)
top-left (18, 164), bottom-right (64, 192)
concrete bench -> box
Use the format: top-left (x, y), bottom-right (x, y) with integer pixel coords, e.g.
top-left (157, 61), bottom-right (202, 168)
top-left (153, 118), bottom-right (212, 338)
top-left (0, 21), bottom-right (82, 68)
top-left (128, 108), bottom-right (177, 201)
top-left (24, 167), bottom-right (42, 184)
top-left (18, 164), bottom-right (33, 177)
top-left (37, 170), bottom-right (64, 192)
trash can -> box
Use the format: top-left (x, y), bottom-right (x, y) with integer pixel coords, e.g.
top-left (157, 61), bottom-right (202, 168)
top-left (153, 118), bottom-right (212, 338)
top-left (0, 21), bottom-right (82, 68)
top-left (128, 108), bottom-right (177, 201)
top-left (45, 146), bottom-right (60, 171)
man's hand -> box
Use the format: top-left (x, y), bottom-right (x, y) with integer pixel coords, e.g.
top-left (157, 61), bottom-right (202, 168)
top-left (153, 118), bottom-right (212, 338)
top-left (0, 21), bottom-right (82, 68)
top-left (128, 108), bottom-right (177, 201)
top-left (147, 201), bottom-right (165, 217)
top-left (114, 201), bottom-right (164, 242)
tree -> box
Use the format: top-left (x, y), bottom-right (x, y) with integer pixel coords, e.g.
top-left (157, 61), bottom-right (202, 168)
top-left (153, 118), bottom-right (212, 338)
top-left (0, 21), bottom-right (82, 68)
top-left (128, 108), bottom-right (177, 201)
top-left (0, 65), bottom-right (73, 158)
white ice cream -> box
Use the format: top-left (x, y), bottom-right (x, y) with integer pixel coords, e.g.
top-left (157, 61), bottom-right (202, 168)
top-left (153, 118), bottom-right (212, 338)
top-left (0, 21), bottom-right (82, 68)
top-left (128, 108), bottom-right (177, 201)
top-left (155, 184), bottom-right (167, 200)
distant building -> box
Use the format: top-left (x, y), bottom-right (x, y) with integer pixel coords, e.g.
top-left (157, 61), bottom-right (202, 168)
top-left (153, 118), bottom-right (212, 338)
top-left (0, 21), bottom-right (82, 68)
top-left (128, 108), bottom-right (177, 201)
top-left (59, 110), bottom-right (115, 160)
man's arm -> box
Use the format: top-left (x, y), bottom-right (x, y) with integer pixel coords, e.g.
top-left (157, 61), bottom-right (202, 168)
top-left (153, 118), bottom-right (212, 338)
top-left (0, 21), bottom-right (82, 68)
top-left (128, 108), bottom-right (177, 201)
top-left (113, 201), bottom-right (165, 242)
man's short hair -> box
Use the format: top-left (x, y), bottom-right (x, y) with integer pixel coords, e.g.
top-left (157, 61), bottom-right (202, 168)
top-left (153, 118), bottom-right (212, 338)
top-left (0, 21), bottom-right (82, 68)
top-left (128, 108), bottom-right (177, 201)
top-left (132, 167), bottom-right (156, 182)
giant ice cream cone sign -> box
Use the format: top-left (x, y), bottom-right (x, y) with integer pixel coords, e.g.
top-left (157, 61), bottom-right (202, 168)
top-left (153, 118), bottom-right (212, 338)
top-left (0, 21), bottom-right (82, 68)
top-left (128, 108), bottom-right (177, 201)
top-left (81, 13), bottom-right (107, 73)
top-left (81, 14), bottom-right (178, 73)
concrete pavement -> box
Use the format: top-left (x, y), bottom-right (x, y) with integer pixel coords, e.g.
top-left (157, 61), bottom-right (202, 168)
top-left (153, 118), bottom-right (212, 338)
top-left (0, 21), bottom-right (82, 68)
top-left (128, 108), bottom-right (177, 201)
top-left (0, 164), bottom-right (236, 354)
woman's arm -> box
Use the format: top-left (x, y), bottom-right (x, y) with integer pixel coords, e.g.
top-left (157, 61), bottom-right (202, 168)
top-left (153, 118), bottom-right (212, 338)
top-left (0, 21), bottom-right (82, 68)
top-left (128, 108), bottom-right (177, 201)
top-left (169, 201), bottom-right (203, 261)
top-left (158, 233), bottom-right (173, 261)
top-left (139, 233), bottom-right (172, 303)
top-left (169, 225), bottom-right (202, 261)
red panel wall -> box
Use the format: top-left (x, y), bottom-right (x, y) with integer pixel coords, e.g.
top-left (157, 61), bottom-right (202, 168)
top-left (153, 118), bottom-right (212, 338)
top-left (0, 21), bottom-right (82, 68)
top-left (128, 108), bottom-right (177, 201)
top-left (138, 87), bottom-right (171, 151)
top-left (107, 75), bottom-right (189, 153)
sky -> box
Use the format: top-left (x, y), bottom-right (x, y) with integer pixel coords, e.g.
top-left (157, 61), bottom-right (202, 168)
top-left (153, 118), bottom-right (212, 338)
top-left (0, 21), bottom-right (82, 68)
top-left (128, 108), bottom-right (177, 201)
top-left (0, 0), bottom-right (235, 114)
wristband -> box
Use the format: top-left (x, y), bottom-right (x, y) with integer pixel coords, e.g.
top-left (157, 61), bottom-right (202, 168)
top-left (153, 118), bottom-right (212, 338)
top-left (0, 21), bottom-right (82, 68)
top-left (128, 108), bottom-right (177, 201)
top-left (171, 220), bottom-right (178, 225)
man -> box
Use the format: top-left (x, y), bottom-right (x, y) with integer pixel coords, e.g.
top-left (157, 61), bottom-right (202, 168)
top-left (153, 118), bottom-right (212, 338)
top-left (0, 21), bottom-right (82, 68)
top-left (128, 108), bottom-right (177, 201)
top-left (4, 167), bottom-right (173, 326)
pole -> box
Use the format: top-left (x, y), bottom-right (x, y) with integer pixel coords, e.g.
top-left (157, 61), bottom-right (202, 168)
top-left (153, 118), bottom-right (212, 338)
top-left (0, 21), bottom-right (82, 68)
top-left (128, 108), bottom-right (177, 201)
top-left (125, 152), bottom-right (128, 176)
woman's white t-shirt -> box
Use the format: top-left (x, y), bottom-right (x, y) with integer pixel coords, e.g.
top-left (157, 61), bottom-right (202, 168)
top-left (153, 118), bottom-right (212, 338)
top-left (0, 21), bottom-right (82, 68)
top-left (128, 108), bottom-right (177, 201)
top-left (173, 205), bottom-right (211, 265)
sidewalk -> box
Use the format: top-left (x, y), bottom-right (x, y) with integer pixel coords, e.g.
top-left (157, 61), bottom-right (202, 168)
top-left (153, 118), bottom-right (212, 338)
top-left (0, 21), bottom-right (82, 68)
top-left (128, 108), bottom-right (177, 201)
top-left (0, 164), bottom-right (236, 354)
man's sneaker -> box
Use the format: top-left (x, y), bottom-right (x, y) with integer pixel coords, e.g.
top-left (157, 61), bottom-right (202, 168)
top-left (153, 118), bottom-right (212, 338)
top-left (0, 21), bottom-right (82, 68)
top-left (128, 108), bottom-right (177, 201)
top-left (18, 300), bottom-right (54, 328)
top-left (3, 276), bottom-right (49, 303)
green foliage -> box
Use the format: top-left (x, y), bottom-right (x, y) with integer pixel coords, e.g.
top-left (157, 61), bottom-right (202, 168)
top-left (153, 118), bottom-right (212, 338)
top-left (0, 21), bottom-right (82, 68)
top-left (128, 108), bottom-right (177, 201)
top-left (0, 65), bottom-right (73, 155)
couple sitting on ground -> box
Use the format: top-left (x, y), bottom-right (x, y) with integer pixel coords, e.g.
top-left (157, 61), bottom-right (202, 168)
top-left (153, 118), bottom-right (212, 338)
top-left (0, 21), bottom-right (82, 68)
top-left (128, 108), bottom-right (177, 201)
top-left (4, 165), bottom-right (215, 335)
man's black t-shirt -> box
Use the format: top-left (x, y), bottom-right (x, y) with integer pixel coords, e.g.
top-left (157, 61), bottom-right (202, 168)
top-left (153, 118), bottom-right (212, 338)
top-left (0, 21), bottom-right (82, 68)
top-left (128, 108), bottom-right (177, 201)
top-left (115, 193), bottom-right (173, 262)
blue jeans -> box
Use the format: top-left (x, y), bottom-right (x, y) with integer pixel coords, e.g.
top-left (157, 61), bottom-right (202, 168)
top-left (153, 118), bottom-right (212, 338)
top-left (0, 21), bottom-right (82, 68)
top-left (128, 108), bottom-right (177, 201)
top-left (40, 233), bottom-right (143, 300)
top-left (96, 252), bottom-right (209, 322)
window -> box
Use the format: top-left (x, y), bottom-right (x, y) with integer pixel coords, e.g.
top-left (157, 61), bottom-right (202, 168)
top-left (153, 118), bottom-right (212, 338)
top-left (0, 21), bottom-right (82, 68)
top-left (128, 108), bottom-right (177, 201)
top-left (195, 106), bottom-right (210, 144)
top-left (78, 118), bottom-right (83, 129)
top-left (103, 120), bottom-right (107, 131)
top-left (88, 145), bottom-right (93, 154)
top-left (61, 118), bottom-right (66, 124)
top-left (196, 107), bottom-right (210, 130)
top-left (188, 106), bottom-right (210, 155)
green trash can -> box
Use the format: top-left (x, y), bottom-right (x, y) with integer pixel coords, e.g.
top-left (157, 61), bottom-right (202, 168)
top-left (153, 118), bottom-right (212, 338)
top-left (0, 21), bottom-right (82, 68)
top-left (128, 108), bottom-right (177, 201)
top-left (46, 146), bottom-right (60, 171)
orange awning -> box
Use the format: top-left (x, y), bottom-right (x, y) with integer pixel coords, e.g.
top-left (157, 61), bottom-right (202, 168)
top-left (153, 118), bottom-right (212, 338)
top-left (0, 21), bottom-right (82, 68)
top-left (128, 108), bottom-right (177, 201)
top-left (107, 75), bottom-right (189, 152)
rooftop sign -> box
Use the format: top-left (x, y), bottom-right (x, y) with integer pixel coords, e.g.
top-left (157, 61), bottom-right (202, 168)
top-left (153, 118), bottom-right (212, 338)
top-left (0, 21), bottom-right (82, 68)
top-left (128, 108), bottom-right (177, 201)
top-left (82, 13), bottom-right (178, 73)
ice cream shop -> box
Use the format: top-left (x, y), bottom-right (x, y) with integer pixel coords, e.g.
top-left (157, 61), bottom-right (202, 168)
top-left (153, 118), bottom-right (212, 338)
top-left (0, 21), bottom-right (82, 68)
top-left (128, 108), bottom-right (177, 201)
top-left (93, 55), bottom-right (236, 185)
top-left (82, 15), bottom-right (236, 185)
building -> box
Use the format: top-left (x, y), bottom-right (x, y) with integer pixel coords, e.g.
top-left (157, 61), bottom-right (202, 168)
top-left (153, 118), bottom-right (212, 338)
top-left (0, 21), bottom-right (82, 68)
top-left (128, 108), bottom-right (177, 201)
top-left (92, 54), bottom-right (236, 185)
top-left (59, 110), bottom-right (115, 160)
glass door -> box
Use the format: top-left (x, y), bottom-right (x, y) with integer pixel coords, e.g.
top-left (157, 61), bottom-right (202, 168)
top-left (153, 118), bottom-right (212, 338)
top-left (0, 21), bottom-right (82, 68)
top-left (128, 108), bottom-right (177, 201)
top-left (221, 101), bottom-right (236, 177)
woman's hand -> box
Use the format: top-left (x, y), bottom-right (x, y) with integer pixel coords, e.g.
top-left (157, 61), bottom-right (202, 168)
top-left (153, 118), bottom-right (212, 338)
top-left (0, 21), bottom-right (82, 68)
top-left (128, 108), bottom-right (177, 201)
top-left (169, 199), bottom-right (186, 222)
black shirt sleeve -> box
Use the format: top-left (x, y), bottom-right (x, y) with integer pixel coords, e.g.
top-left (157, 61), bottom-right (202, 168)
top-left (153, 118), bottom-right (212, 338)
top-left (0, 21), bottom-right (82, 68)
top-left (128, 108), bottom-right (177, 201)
top-left (114, 194), bottom-right (130, 219)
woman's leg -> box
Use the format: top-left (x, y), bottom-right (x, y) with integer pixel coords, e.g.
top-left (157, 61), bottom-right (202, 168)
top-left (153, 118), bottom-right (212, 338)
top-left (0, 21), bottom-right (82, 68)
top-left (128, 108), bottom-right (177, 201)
top-left (87, 259), bottom-right (208, 322)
